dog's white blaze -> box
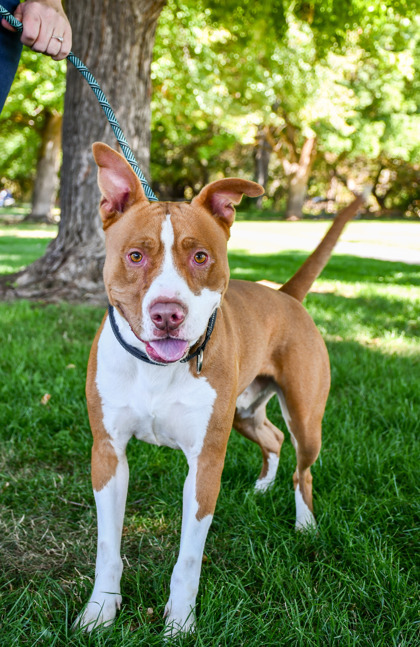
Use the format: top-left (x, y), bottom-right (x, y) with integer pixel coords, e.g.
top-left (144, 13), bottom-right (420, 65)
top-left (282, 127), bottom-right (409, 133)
top-left (74, 460), bottom-right (128, 631)
top-left (295, 484), bottom-right (316, 531)
top-left (141, 214), bottom-right (221, 344)
top-left (255, 452), bottom-right (279, 492)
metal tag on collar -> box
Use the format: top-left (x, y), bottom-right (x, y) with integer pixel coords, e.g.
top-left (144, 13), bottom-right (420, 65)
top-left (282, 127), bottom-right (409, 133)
top-left (196, 349), bottom-right (204, 374)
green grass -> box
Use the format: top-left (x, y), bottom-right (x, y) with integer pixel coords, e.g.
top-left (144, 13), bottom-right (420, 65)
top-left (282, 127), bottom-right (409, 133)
top-left (0, 222), bottom-right (56, 274)
top-left (0, 223), bottom-right (419, 645)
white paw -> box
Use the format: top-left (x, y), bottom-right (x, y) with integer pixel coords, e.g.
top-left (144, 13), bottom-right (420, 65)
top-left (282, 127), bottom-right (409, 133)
top-left (295, 511), bottom-right (317, 532)
top-left (254, 453), bottom-right (279, 492)
top-left (295, 485), bottom-right (316, 532)
top-left (254, 475), bottom-right (275, 492)
top-left (73, 594), bottom-right (121, 632)
top-left (164, 602), bottom-right (196, 637)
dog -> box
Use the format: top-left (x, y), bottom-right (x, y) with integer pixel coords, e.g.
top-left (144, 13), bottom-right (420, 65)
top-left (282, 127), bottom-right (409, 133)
top-left (74, 142), bottom-right (366, 634)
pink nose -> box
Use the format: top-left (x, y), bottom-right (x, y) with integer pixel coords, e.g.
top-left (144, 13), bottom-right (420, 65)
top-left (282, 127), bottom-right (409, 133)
top-left (149, 301), bottom-right (186, 331)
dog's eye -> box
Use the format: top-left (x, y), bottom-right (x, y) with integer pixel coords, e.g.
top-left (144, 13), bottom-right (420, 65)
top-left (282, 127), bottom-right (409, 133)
top-left (128, 251), bottom-right (143, 263)
top-left (194, 252), bottom-right (208, 265)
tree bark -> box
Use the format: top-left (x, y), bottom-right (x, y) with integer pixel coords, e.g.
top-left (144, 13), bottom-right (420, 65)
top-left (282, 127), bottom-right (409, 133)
top-left (1, 0), bottom-right (165, 303)
top-left (263, 125), bottom-right (317, 220)
top-left (283, 136), bottom-right (317, 220)
top-left (27, 111), bottom-right (62, 223)
top-left (254, 125), bottom-right (272, 208)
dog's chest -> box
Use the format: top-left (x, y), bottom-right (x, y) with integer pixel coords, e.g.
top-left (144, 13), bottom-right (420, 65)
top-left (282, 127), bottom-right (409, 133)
top-left (95, 322), bottom-right (216, 454)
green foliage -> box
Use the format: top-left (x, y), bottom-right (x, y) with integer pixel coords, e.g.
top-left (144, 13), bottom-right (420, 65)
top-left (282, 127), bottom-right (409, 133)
top-left (150, 0), bottom-right (247, 196)
top-left (347, 14), bottom-right (420, 163)
top-left (0, 50), bottom-right (65, 197)
top-left (150, 0), bottom-right (420, 214)
top-left (0, 0), bottom-right (418, 215)
top-left (293, 0), bottom-right (419, 55)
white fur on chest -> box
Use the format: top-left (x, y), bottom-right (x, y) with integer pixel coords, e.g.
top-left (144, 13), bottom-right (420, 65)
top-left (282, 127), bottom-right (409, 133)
top-left (95, 319), bottom-right (216, 456)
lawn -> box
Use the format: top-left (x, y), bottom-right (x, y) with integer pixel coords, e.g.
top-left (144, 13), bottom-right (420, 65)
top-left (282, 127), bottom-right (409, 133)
top-left (0, 221), bottom-right (57, 274)
top-left (0, 221), bottom-right (419, 646)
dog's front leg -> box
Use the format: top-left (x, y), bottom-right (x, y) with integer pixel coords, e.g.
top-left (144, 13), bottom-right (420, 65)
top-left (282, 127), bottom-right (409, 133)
top-left (164, 435), bottom-right (227, 636)
top-left (75, 441), bottom-right (129, 632)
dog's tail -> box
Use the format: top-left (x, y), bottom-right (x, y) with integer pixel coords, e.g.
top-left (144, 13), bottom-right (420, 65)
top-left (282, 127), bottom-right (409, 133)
top-left (279, 189), bottom-right (371, 303)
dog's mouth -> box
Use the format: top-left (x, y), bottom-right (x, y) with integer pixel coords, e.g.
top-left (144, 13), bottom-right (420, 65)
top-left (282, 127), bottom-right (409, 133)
top-left (114, 304), bottom-right (190, 364)
top-left (144, 338), bottom-right (190, 363)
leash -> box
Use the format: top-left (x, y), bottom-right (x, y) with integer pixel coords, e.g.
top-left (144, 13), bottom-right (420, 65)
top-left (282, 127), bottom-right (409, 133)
top-left (108, 305), bottom-right (217, 374)
top-left (0, 4), bottom-right (158, 202)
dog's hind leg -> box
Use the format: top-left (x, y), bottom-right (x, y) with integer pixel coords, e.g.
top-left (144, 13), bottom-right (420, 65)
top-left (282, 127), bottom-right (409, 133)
top-left (234, 378), bottom-right (284, 492)
top-left (277, 385), bottom-right (326, 531)
top-left (234, 408), bottom-right (284, 492)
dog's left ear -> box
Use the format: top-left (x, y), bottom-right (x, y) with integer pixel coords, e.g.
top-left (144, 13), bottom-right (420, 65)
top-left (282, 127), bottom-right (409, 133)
top-left (192, 178), bottom-right (264, 227)
top-left (92, 142), bottom-right (149, 229)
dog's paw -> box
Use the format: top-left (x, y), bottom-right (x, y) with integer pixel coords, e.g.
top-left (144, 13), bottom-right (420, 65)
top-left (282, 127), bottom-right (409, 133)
top-left (295, 512), bottom-right (317, 532)
top-left (254, 453), bottom-right (279, 492)
top-left (73, 594), bottom-right (121, 632)
top-left (254, 475), bottom-right (275, 492)
top-left (294, 484), bottom-right (316, 532)
top-left (164, 616), bottom-right (196, 638)
top-left (163, 602), bottom-right (196, 637)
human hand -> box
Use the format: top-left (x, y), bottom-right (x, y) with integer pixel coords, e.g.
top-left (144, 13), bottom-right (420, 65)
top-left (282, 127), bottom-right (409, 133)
top-left (1, 0), bottom-right (72, 60)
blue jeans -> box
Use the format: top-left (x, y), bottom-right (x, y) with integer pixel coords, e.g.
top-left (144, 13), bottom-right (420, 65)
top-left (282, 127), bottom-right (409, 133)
top-left (0, 0), bottom-right (22, 113)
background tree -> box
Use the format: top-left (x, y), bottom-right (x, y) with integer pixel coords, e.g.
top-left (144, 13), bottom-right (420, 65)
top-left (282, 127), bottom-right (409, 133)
top-left (150, 0), bottom-right (419, 218)
top-left (150, 0), bottom-right (241, 198)
top-left (0, 0), bottom-right (418, 304)
top-left (29, 110), bottom-right (62, 221)
top-left (342, 10), bottom-right (420, 216)
top-left (205, 0), bottom-right (420, 216)
top-left (1, 0), bottom-right (166, 302)
top-left (0, 48), bottom-right (66, 215)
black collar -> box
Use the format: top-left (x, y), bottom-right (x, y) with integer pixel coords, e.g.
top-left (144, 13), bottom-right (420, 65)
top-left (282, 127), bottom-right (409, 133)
top-left (107, 305), bottom-right (217, 374)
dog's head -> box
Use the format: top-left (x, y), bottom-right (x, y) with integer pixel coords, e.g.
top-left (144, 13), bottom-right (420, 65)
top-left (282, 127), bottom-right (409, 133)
top-left (93, 143), bottom-right (263, 364)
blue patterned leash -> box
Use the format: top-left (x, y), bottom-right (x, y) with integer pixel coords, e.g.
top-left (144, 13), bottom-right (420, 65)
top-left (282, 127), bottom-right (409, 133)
top-left (0, 4), bottom-right (158, 202)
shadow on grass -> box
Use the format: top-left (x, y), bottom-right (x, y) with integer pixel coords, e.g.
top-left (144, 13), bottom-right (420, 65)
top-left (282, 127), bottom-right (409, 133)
top-left (308, 290), bottom-right (419, 340)
top-left (0, 235), bottom-right (52, 273)
top-left (228, 250), bottom-right (420, 287)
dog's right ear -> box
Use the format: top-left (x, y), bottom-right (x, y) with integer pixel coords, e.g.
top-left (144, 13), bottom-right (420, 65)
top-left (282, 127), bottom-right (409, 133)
top-left (92, 143), bottom-right (148, 229)
top-left (191, 178), bottom-right (264, 228)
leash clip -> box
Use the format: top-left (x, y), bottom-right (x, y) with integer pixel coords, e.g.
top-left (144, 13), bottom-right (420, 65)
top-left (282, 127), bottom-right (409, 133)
top-left (196, 349), bottom-right (204, 374)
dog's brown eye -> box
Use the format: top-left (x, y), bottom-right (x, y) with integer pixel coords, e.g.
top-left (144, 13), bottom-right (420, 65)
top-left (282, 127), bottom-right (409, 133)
top-left (129, 251), bottom-right (143, 263)
top-left (194, 252), bottom-right (208, 265)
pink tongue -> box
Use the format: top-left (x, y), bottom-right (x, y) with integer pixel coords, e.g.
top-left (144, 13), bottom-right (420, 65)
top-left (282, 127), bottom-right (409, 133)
top-left (147, 339), bottom-right (189, 362)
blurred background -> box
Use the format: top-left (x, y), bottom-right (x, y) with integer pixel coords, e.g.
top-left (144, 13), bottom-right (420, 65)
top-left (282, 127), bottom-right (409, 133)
top-left (0, 0), bottom-right (419, 302)
top-left (1, 0), bottom-right (419, 221)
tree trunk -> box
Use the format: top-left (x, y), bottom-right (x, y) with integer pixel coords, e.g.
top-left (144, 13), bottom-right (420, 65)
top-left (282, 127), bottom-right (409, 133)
top-left (1, 0), bottom-right (165, 303)
top-left (263, 125), bottom-right (317, 220)
top-left (27, 111), bottom-right (62, 222)
top-left (283, 136), bottom-right (317, 220)
top-left (326, 171), bottom-right (338, 214)
top-left (254, 125), bottom-right (272, 208)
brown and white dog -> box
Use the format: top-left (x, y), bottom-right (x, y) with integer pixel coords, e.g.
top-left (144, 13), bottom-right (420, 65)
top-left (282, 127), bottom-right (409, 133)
top-left (75, 143), bottom-right (366, 634)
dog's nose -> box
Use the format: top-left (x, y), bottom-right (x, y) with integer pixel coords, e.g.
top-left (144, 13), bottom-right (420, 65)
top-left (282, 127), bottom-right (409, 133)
top-left (149, 301), bottom-right (186, 331)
